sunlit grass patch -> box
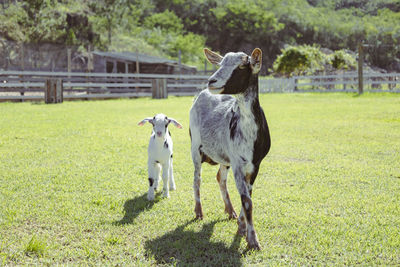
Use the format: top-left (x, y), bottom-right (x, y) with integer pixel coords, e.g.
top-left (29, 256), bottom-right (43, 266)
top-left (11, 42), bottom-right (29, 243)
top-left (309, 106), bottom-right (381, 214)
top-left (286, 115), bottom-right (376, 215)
top-left (0, 93), bottom-right (399, 265)
top-left (25, 235), bottom-right (47, 257)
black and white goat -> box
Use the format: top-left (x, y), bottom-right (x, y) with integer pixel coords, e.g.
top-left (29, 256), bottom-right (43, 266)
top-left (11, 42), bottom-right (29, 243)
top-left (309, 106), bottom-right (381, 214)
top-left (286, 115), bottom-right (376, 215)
top-left (189, 48), bottom-right (271, 250)
top-left (138, 114), bottom-right (182, 201)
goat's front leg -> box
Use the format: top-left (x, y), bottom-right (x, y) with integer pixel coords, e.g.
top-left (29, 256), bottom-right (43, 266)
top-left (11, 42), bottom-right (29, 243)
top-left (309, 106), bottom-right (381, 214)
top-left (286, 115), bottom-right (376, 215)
top-left (147, 160), bottom-right (158, 201)
top-left (153, 162), bottom-right (161, 191)
top-left (161, 160), bottom-right (171, 198)
top-left (233, 166), bottom-right (261, 250)
top-left (168, 155), bottom-right (176, 191)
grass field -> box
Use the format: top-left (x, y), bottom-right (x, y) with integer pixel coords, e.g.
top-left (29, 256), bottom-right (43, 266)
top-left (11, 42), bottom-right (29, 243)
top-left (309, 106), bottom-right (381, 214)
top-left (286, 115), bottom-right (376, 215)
top-left (0, 93), bottom-right (399, 266)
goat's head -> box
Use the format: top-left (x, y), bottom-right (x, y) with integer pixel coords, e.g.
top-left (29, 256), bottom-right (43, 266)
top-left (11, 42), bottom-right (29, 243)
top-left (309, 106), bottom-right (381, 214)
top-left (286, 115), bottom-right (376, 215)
top-left (138, 113), bottom-right (182, 139)
top-left (204, 48), bottom-right (262, 94)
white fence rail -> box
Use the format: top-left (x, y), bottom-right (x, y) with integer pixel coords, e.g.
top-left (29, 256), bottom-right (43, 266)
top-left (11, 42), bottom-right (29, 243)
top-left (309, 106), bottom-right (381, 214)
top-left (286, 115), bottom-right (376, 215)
top-left (1, 71), bottom-right (400, 101)
top-left (260, 72), bottom-right (400, 93)
top-left (0, 71), bottom-right (209, 101)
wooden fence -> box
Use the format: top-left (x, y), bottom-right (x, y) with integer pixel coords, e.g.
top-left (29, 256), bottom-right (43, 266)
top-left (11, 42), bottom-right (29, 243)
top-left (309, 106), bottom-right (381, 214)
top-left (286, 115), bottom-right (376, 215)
top-left (259, 72), bottom-right (400, 93)
top-left (0, 71), bottom-right (209, 101)
top-left (1, 71), bottom-right (400, 101)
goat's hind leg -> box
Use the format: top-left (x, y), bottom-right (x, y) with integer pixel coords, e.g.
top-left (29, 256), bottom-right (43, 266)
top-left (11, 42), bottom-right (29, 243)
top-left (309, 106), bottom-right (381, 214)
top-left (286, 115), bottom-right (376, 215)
top-left (168, 156), bottom-right (176, 191)
top-left (191, 144), bottom-right (203, 219)
top-left (217, 165), bottom-right (237, 219)
top-left (161, 160), bottom-right (171, 198)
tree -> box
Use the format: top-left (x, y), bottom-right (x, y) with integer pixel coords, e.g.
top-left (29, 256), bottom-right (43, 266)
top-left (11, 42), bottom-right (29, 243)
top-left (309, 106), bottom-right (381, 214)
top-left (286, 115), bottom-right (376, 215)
top-left (89, 0), bottom-right (127, 46)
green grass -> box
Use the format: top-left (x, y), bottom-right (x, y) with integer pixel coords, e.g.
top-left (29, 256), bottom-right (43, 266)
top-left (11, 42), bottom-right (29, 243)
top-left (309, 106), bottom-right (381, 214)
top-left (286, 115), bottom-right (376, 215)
top-left (0, 93), bottom-right (399, 265)
top-left (24, 235), bottom-right (47, 257)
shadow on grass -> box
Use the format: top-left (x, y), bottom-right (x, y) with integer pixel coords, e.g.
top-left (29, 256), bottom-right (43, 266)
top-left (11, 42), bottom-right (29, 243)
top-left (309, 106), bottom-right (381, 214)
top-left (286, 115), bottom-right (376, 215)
top-left (114, 192), bottom-right (162, 225)
top-left (144, 219), bottom-right (244, 266)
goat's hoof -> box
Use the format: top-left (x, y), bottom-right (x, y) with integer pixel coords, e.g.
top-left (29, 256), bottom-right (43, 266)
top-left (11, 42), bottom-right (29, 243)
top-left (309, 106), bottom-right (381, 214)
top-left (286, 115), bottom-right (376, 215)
top-left (247, 242), bottom-right (261, 251)
top-left (169, 185), bottom-right (176, 191)
top-left (224, 206), bottom-right (237, 220)
top-left (194, 203), bottom-right (203, 220)
top-left (246, 230), bottom-right (261, 250)
top-left (147, 195), bottom-right (155, 201)
top-left (229, 213), bottom-right (238, 220)
top-left (195, 213), bottom-right (203, 220)
top-left (227, 210), bottom-right (238, 220)
top-left (162, 193), bottom-right (170, 198)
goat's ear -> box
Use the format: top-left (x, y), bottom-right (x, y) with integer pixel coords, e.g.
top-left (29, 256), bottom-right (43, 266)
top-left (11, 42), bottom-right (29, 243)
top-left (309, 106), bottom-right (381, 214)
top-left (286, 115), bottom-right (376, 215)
top-left (204, 48), bottom-right (223, 65)
top-left (168, 118), bottom-right (183, 129)
top-left (250, 48), bottom-right (262, 74)
top-left (138, 117), bottom-right (153, 126)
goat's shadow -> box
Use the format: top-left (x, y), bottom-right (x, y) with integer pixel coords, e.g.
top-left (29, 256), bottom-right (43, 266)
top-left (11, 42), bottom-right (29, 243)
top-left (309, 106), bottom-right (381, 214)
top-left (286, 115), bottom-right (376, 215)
top-left (113, 192), bottom-right (162, 225)
top-left (144, 219), bottom-right (244, 266)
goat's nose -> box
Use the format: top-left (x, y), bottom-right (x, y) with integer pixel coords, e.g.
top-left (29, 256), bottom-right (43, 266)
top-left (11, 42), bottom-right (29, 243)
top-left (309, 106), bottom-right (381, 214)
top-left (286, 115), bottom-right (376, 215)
top-left (156, 131), bottom-right (162, 136)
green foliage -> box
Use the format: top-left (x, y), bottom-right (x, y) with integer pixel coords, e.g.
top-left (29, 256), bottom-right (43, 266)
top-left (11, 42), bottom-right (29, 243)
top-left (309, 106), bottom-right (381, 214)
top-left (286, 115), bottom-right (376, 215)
top-left (0, 2), bottom-right (28, 42)
top-left (273, 0), bottom-right (400, 71)
top-left (212, 0), bottom-right (283, 36)
top-left (273, 47), bottom-right (308, 76)
top-left (2, 0), bottom-right (67, 43)
top-left (0, 0), bottom-right (399, 71)
top-left (330, 50), bottom-right (357, 70)
top-left (139, 9), bottom-right (205, 67)
top-left (143, 10), bottom-right (183, 33)
top-left (273, 45), bottom-right (329, 76)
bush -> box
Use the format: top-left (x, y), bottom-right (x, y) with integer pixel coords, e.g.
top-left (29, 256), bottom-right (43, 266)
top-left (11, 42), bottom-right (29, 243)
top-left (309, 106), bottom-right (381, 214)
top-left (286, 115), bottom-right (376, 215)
top-left (273, 45), bottom-right (357, 76)
top-left (330, 49), bottom-right (357, 70)
top-left (273, 45), bottom-right (328, 76)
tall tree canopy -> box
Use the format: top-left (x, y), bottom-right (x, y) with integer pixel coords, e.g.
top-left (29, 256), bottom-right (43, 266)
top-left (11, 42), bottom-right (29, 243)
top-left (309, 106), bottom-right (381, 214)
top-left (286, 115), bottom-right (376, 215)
top-left (1, 0), bottom-right (399, 72)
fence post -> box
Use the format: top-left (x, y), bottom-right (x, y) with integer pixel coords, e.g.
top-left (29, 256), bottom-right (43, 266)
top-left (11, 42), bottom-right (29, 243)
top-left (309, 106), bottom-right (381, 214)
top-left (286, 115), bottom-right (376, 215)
top-left (152, 78), bottom-right (167, 99)
top-left (45, 78), bottom-right (63, 103)
top-left (343, 70), bottom-right (346, 91)
top-left (67, 48), bottom-right (71, 77)
top-left (358, 44), bottom-right (364, 94)
top-left (388, 75), bottom-right (394, 90)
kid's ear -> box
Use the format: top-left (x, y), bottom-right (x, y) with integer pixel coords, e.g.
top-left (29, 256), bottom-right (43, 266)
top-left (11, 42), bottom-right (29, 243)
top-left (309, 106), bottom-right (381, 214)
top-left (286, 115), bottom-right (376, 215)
top-left (168, 118), bottom-right (183, 129)
top-left (204, 48), bottom-right (223, 65)
top-left (138, 117), bottom-right (153, 126)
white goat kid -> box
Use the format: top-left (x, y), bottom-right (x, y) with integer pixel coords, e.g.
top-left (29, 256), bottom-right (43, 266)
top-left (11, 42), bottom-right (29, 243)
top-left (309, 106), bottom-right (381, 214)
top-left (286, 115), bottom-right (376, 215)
top-left (189, 48), bottom-right (271, 250)
top-left (138, 114), bottom-right (182, 201)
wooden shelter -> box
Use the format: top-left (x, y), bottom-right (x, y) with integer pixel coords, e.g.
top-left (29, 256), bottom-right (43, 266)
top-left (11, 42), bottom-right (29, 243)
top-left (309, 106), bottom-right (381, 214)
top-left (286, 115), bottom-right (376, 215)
top-left (92, 51), bottom-right (197, 74)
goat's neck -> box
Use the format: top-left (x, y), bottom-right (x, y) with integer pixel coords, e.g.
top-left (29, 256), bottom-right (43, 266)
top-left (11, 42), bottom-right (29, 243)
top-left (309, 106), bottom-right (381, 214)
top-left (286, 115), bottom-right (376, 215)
top-left (234, 74), bottom-right (260, 115)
